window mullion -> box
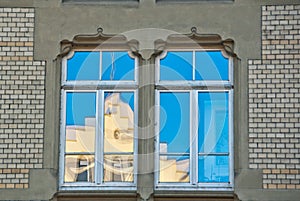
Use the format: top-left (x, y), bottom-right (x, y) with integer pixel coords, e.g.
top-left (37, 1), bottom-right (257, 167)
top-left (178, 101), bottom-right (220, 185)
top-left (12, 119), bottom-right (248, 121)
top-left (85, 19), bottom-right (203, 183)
top-left (96, 90), bottom-right (104, 184)
top-left (99, 51), bottom-right (102, 80)
top-left (192, 51), bottom-right (195, 80)
top-left (190, 90), bottom-right (198, 185)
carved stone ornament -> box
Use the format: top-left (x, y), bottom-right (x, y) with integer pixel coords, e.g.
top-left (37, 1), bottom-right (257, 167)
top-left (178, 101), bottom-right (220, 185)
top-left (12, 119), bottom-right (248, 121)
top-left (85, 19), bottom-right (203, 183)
top-left (154, 27), bottom-right (237, 59)
top-left (58, 27), bottom-right (237, 60)
top-left (57, 27), bottom-right (139, 58)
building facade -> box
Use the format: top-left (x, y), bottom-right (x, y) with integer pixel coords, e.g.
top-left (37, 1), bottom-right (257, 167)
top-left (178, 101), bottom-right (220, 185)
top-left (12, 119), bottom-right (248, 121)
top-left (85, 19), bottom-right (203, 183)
top-left (0, 0), bottom-right (300, 200)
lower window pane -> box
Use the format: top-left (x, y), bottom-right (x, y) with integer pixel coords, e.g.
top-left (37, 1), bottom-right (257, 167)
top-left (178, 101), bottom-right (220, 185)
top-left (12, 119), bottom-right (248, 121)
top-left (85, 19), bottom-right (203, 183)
top-left (198, 156), bottom-right (229, 183)
top-left (64, 155), bottom-right (94, 183)
top-left (159, 155), bottom-right (190, 183)
top-left (103, 154), bottom-right (134, 182)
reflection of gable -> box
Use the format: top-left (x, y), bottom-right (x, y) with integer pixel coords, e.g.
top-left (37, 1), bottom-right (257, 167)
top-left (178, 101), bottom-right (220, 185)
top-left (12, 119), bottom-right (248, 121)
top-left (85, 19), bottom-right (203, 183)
top-left (65, 93), bottom-right (135, 153)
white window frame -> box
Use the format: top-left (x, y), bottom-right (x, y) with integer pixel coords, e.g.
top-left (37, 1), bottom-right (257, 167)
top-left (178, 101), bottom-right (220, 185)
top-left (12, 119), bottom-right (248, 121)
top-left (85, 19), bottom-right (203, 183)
top-left (59, 49), bottom-right (138, 190)
top-left (154, 49), bottom-right (234, 191)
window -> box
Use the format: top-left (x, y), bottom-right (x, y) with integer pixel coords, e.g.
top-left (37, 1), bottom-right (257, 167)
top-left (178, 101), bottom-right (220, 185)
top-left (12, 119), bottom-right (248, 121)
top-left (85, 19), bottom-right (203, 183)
top-left (155, 50), bottom-right (233, 189)
top-left (60, 50), bottom-right (138, 190)
top-left (58, 28), bottom-right (237, 194)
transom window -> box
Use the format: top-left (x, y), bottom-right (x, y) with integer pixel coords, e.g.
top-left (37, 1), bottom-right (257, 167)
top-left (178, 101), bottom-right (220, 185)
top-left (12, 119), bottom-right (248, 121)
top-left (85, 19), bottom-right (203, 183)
top-left (60, 50), bottom-right (138, 189)
top-left (155, 50), bottom-right (233, 189)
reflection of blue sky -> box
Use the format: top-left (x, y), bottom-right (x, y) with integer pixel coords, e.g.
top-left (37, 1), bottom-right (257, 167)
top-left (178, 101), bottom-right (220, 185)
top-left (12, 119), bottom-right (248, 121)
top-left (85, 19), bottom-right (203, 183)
top-left (102, 51), bottom-right (134, 80)
top-left (198, 156), bottom-right (229, 183)
top-left (66, 92), bottom-right (96, 126)
top-left (67, 51), bottom-right (135, 81)
top-left (198, 92), bottom-right (228, 153)
top-left (104, 92), bottom-right (134, 111)
top-left (195, 51), bottom-right (228, 80)
top-left (67, 52), bottom-right (99, 80)
top-left (160, 52), bottom-right (193, 80)
top-left (160, 92), bottom-right (190, 153)
top-left (160, 51), bottom-right (228, 81)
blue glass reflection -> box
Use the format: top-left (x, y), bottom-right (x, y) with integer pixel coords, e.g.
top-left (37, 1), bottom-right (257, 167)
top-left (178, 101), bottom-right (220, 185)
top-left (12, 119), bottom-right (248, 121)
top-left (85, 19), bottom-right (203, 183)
top-left (198, 156), bottom-right (229, 183)
top-left (66, 92), bottom-right (96, 126)
top-left (67, 52), bottom-right (100, 80)
top-left (198, 92), bottom-right (229, 153)
top-left (160, 52), bottom-right (193, 80)
top-left (195, 51), bottom-right (228, 80)
top-left (160, 92), bottom-right (190, 153)
top-left (102, 52), bottom-right (134, 80)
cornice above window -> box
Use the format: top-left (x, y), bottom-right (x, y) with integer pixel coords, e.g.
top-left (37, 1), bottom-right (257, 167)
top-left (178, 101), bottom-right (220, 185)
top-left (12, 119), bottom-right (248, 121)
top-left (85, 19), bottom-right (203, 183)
top-left (58, 28), bottom-right (139, 59)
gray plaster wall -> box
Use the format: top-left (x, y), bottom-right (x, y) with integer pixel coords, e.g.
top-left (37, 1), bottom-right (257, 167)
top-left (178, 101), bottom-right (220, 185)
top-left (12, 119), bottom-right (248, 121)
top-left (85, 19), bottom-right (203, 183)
top-left (0, 0), bottom-right (300, 200)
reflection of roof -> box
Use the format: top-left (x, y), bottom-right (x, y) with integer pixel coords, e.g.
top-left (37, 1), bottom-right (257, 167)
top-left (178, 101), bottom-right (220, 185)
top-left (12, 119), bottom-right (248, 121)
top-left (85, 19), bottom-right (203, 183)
top-left (104, 93), bottom-right (134, 129)
top-left (176, 159), bottom-right (189, 172)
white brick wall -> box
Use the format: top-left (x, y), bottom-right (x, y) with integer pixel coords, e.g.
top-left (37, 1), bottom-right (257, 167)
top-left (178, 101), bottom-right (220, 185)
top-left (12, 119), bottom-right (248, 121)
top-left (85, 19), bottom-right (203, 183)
top-left (249, 5), bottom-right (300, 189)
top-left (0, 8), bottom-right (45, 189)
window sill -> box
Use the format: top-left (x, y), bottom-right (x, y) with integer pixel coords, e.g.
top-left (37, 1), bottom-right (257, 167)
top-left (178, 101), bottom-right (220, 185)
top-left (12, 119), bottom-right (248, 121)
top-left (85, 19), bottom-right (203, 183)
top-left (54, 191), bottom-right (137, 201)
top-left (154, 191), bottom-right (235, 201)
top-left (155, 185), bottom-right (233, 192)
top-left (59, 185), bottom-right (137, 191)
top-left (62, 0), bottom-right (139, 6)
top-left (156, 0), bottom-right (234, 4)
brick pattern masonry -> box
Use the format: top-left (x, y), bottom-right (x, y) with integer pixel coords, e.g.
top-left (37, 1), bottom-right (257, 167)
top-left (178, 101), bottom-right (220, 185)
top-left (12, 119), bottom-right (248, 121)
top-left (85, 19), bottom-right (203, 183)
top-left (249, 5), bottom-right (300, 189)
top-left (0, 4), bottom-right (299, 191)
top-left (0, 8), bottom-right (45, 189)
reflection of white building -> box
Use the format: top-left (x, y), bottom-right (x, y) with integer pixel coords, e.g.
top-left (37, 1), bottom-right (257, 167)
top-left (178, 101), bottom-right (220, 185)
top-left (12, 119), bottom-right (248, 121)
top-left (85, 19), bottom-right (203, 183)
top-left (64, 93), bottom-right (134, 183)
top-left (159, 143), bottom-right (189, 182)
top-left (64, 93), bottom-right (189, 183)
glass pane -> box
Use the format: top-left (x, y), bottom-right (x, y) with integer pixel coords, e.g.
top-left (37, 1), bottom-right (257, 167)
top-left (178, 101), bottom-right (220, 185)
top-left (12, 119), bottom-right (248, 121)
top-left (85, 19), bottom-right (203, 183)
top-left (198, 156), bottom-right (229, 183)
top-left (102, 51), bottom-right (135, 80)
top-left (195, 51), bottom-right (228, 80)
top-left (66, 92), bottom-right (96, 153)
top-left (104, 92), bottom-right (134, 153)
top-left (160, 92), bottom-right (190, 153)
top-left (67, 51), bottom-right (100, 80)
top-left (103, 154), bottom-right (134, 182)
top-left (160, 51), bottom-right (193, 80)
top-left (64, 155), bottom-right (94, 183)
top-left (159, 155), bottom-right (189, 183)
top-left (198, 92), bottom-right (229, 153)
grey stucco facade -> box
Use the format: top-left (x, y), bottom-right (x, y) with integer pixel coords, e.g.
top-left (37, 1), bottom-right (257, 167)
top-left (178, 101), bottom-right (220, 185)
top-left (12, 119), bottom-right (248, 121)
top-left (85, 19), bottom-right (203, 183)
top-left (0, 0), bottom-right (300, 200)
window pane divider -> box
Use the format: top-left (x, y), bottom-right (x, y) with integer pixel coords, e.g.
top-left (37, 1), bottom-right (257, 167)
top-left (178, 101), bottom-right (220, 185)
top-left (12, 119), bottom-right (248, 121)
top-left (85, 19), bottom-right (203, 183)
top-left (155, 83), bottom-right (233, 90)
top-left (65, 152), bottom-right (95, 155)
top-left (104, 152), bottom-right (134, 155)
top-left (159, 153), bottom-right (190, 156)
top-left (191, 90), bottom-right (198, 185)
top-left (62, 82), bottom-right (138, 90)
top-left (98, 90), bottom-right (105, 184)
top-left (94, 90), bottom-right (101, 184)
top-left (198, 153), bottom-right (229, 156)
